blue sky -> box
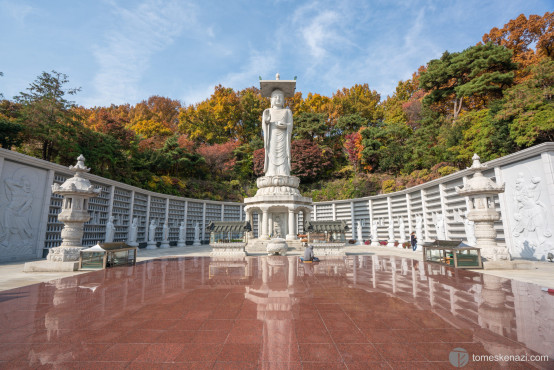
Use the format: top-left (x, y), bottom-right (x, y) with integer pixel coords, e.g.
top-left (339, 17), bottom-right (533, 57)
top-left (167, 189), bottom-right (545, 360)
top-left (0, 0), bottom-right (551, 108)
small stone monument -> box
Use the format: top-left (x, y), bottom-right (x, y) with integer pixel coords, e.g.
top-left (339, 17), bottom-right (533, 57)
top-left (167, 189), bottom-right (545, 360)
top-left (127, 217), bottom-right (139, 247)
top-left (105, 216), bottom-right (115, 243)
top-left (177, 221), bottom-right (186, 247)
top-left (398, 216), bottom-right (406, 244)
top-left (356, 220), bottom-right (363, 244)
top-left (387, 218), bottom-right (395, 247)
top-left (370, 218), bottom-right (380, 247)
top-left (456, 154), bottom-right (511, 268)
top-left (24, 155), bottom-right (101, 272)
top-left (160, 220), bottom-right (170, 248)
top-left (193, 223), bottom-right (201, 246)
top-left (146, 219), bottom-right (157, 250)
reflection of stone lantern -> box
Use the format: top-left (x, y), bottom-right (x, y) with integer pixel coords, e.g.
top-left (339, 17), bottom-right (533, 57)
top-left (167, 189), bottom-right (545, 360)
top-left (48, 155), bottom-right (101, 265)
top-left (456, 154), bottom-right (511, 265)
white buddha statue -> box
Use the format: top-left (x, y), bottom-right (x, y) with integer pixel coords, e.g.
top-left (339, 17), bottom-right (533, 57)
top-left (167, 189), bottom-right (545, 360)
top-left (262, 88), bottom-right (293, 177)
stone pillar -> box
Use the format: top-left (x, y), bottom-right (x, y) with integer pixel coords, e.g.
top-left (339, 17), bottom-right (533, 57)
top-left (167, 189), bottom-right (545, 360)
top-left (287, 208), bottom-right (296, 240)
top-left (260, 208), bottom-right (269, 240)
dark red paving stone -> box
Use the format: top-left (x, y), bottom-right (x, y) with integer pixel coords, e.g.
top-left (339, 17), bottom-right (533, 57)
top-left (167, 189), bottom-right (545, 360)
top-left (374, 342), bottom-right (428, 362)
top-left (324, 319), bottom-right (359, 332)
top-left (259, 362), bottom-right (303, 370)
top-left (156, 330), bottom-right (196, 343)
top-left (54, 361), bottom-right (130, 369)
top-left (298, 343), bottom-right (343, 362)
top-left (66, 343), bottom-right (112, 361)
top-left (175, 343), bottom-right (223, 362)
top-left (69, 329), bottom-right (124, 344)
top-left (260, 339), bottom-right (300, 362)
top-left (209, 309), bottom-right (240, 320)
top-left (171, 319), bottom-right (205, 330)
top-left (329, 329), bottom-right (368, 343)
top-left (216, 343), bottom-right (261, 362)
top-left (295, 325), bottom-right (333, 344)
top-left (0, 344), bottom-right (32, 361)
top-left (0, 256), bottom-right (552, 368)
top-left (133, 343), bottom-right (186, 362)
top-left (191, 329), bottom-right (229, 344)
top-left (213, 361), bottom-right (259, 369)
top-left (364, 329), bottom-right (404, 343)
top-left (336, 343), bottom-right (383, 362)
top-left (183, 311), bottom-right (212, 320)
top-left (0, 330), bottom-right (33, 343)
top-left (301, 361), bottom-right (348, 369)
top-left (97, 343), bottom-right (149, 361)
top-left (116, 329), bottom-right (164, 343)
top-left (200, 319), bottom-right (235, 331)
top-left (139, 319), bottom-right (179, 330)
top-left (345, 362), bottom-right (390, 369)
top-left (415, 342), bottom-right (457, 361)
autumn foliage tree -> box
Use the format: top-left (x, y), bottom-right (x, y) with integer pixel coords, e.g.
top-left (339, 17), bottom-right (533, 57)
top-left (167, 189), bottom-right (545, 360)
top-left (483, 12), bottom-right (554, 79)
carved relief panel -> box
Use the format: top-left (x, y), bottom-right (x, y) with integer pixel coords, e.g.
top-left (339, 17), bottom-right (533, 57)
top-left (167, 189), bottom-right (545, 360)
top-left (0, 161), bottom-right (47, 261)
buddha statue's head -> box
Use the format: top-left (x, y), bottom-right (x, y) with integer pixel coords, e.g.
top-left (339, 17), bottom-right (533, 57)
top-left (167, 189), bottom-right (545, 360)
top-left (271, 89), bottom-right (284, 109)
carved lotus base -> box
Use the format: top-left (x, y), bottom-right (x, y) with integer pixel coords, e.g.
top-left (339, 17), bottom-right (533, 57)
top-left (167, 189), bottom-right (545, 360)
top-left (255, 186), bottom-right (301, 196)
top-left (257, 175), bottom-right (300, 189)
top-left (267, 238), bottom-right (288, 255)
top-left (46, 246), bottom-right (83, 262)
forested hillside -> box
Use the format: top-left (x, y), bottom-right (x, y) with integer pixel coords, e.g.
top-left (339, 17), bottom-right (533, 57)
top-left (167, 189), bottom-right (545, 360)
top-left (1, 13), bottom-right (552, 202)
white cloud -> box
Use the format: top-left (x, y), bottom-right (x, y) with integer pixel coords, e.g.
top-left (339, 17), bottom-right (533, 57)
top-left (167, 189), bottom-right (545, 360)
top-left (0, 0), bottom-right (35, 24)
top-left (85, 0), bottom-right (196, 106)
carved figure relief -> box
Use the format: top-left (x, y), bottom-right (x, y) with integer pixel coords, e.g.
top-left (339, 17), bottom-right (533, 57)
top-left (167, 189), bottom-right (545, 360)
top-left (0, 170), bottom-right (35, 254)
top-left (512, 173), bottom-right (552, 259)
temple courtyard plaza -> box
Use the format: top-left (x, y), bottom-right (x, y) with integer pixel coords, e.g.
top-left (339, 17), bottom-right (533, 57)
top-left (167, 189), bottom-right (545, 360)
top-left (0, 246), bottom-right (553, 369)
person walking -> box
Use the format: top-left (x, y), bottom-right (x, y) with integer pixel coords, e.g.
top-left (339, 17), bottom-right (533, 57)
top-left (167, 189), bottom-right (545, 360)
top-left (410, 232), bottom-right (417, 251)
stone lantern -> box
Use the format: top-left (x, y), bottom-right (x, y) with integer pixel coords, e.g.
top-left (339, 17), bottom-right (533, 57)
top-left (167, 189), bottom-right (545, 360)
top-left (456, 154), bottom-right (511, 265)
top-left (47, 155), bottom-right (102, 268)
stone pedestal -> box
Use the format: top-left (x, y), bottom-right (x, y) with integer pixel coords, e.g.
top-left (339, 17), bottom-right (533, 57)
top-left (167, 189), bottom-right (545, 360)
top-left (177, 241), bottom-right (186, 248)
top-left (244, 175), bottom-right (312, 251)
top-left (267, 238), bottom-right (288, 255)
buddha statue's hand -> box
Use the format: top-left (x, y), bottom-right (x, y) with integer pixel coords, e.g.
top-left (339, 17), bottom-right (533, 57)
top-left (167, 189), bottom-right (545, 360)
top-left (263, 109), bottom-right (271, 124)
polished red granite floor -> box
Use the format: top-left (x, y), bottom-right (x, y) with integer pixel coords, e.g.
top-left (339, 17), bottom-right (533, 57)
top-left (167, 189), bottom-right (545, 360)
top-left (0, 256), bottom-right (553, 369)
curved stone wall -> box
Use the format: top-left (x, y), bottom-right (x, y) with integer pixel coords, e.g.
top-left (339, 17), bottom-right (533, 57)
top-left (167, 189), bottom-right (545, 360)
top-left (0, 143), bottom-right (553, 262)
